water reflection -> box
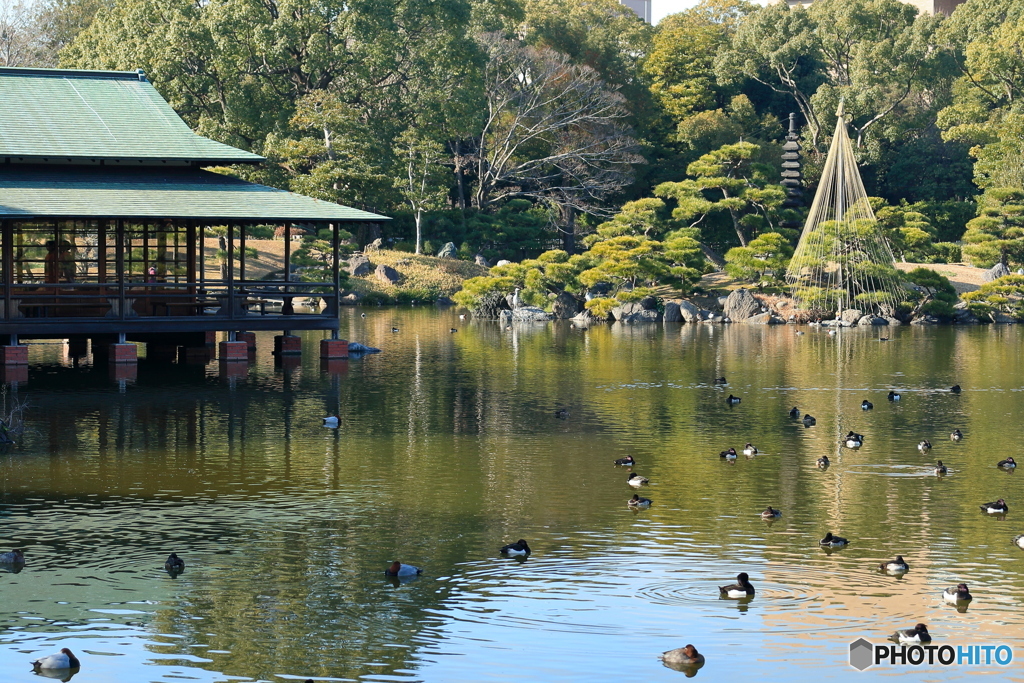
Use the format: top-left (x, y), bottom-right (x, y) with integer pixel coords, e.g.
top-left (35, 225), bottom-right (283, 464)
top-left (0, 315), bottom-right (1023, 681)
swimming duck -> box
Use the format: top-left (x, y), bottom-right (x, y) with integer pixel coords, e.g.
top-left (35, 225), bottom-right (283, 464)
top-left (1013, 535), bottom-right (1024, 550)
top-left (789, 407), bottom-right (800, 418)
top-left (614, 455), bottom-right (635, 466)
top-left (743, 443), bottom-right (758, 456)
top-left (450, 328), bottom-right (457, 333)
top-left (627, 473), bottom-right (650, 487)
top-left (879, 555), bottom-right (909, 573)
top-left (719, 447), bottom-right (737, 460)
top-left (950, 429), bottom-right (963, 441)
top-left (714, 377), bottom-right (727, 385)
top-left (935, 461), bottom-right (947, 475)
top-left (917, 440), bottom-right (931, 452)
top-left (979, 499), bottom-right (1008, 514)
top-left (819, 532), bottom-right (849, 547)
top-left (31, 648), bottom-right (80, 670)
top-left (943, 583), bottom-right (972, 603)
top-left (459, 314), bottom-right (466, 320)
top-left (628, 494), bottom-right (652, 509)
top-left (391, 327), bottom-right (399, 332)
top-left (360, 312), bottom-right (366, 318)
top-left (950, 385), bottom-right (961, 394)
top-left (861, 400), bottom-right (873, 410)
top-left (828, 329), bottom-right (837, 336)
top-left (817, 455), bottom-right (830, 469)
top-left (997, 457), bottom-right (1016, 470)
top-left (761, 506), bottom-right (782, 519)
top-left (844, 432), bottom-right (863, 448)
top-left (718, 572), bottom-right (755, 598)
top-left (499, 539), bottom-right (531, 556)
top-left (888, 390), bottom-right (900, 401)
top-left (385, 561), bottom-right (422, 577)
top-left (554, 408), bottom-right (569, 419)
top-left (0, 549), bottom-right (24, 564)
top-left (890, 623), bottom-right (931, 644)
top-left (726, 394), bottom-right (741, 405)
top-left (660, 644), bottom-right (705, 667)
top-left (322, 415), bottom-right (339, 428)
top-left (803, 414), bottom-right (816, 427)
top-left (164, 553), bottom-right (185, 572)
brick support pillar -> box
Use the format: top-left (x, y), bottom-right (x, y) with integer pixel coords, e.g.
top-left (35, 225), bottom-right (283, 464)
top-left (236, 332), bottom-right (257, 351)
top-left (218, 340), bottom-right (248, 361)
top-left (320, 338), bottom-right (348, 359)
top-left (0, 345), bottom-right (28, 365)
top-left (273, 335), bottom-right (302, 355)
top-left (108, 343), bottom-right (137, 364)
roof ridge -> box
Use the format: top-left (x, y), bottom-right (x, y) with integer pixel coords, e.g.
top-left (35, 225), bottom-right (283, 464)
top-left (0, 67), bottom-right (144, 81)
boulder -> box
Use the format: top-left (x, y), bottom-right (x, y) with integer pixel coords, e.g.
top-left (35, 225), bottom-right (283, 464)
top-left (663, 302), bottom-right (682, 322)
top-left (992, 311), bottom-right (1018, 324)
top-left (347, 342), bottom-right (381, 354)
top-left (375, 264), bottom-right (400, 284)
top-left (952, 302), bottom-right (978, 325)
top-left (512, 306), bottom-right (552, 322)
top-left (551, 291), bottom-right (582, 319)
top-left (437, 241), bottom-right (458, 259)
top-left (911, 314), bottom-right (941, 325)
top-left (858, 315), bottom-right (888, 326)
top-left (724, 288), bottom-right (760, 321)
top-left (745, 312), bottom-right (772, 324)
top-left (473, 290), bottom-right (509, 319)
top-left (840, 308), bottom-right (863, 324)
top-left (339, 292), bottom-right (361, 306)
top-left (884, 317), bottom-right (903, 327)
top-left (678, 300), bottom-right (700, 323)
top-left (983, 262), bottom-right (1011, 282)
top-left (612, 302), bottom-right (662, 323)
top-left (434, 296), bottom-right (455, 307)
top-left (498, 309), bottom-right (512, 326)
top-left (571, 310), bottom-right (595, 327)
top-left (474, 253), bottom-right (490, 268)
top-left (496, 259), bottom-right (512, 267)
top-left (640, 295), bottom-right (659, 311)
top-left (365, 238), bottom-right (383, 252)
top-left (347, 254), bottom-right (372, 277)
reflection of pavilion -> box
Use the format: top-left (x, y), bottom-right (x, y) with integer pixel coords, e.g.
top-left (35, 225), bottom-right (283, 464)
top-left (0, 67), bottom-right (384, 350)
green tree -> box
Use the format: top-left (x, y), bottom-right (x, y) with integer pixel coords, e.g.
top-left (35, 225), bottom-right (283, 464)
top-left (962, 274), bottom-right (1024, 320)
top-left (394, 129), bottom-right (449, 255)
top-left (724, 231), bottom-right (793, 284)
top-left (872, 199), bottom-right (937, 262)
top-left (904, 267), bottom-right (957, 319)
top-left (961, 188), bottom-right (1024, 268)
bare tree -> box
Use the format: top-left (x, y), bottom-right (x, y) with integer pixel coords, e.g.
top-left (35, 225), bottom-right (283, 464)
top-left (0, 0), bottom-right (43, 67)
top-left (472, 35), bottom-right (643, 250)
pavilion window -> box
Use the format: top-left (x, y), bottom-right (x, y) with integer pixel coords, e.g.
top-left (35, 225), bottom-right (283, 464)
top-left (11, 220), bottom-right (100, 284)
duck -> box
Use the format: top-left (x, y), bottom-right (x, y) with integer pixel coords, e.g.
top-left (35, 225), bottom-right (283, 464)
top-left (718, 572), bottom-right (755, 598)
top-left (360, 312), bottom-right (366, 318)
top-left (817, 455), bottom-right (830, 469)
top-left (554, 408), bottom-right (569, 419)
top-left (660, 644), bottom-right (705, 667)
top-left (844, 431), bottom-right (863, 448)
top-left (828, 329), bottom-right (837, 336)
top-left (0, 549), bottom-right (24, 564)
top-left (614, 455), bottom-right (635, 466)
top-left (450, 328), bottom-right (457, 333)
top-left (499, 539), bottom-right (531, 556)
top-left (997, 457), bottom-right (1016, 470)
top-left (743, 443), bottom-right (758, 456)
top-left (878, 555), bottom-right (909, 573)
top-left (714, 377), bottom-right (727, 385)
top-left (391, 327), bottom-right (399, 333)
top-left (385, 561), bottom-right (422, 577)
top-left (719, 447), bottom-right (737, 460)
top-left (917, 440), bottom-right (931, 452)
top-left (890, 623), bottom-right (931, 644)
top-left (789, 407), bottom-right (800, 418)
top-left (861, 400), bottom-right (873, 410)
top-left (761, 506), bottom-right (782, 519)
top-left (935, 460), bottom-right (947, 475)
top-left (950, 429), bottom-right (963, 441)
top-left (979, 499), bottom-right (1008, 514)
top-left (819, 532), bottom-right (849, 547)
top-left (888, 390), bottom-right (900, 401)
top-left (803, 414), bottom-right (816, 427)
top-left (31, 648), bottom-right (80, 670)
top-left (1013, 535), bottom-right (1024, 550)
top-left (943, 583), bottom-right (972, 603)
top-left (627, 473), bottom-right (650, 487)
top-left (164, 553), bottom-right (185, 572)
top-left (322, 415), bottom-right (339, 428)
top-left (950, 384), bottom-right (961, 394)
top-left (627, 494), bottom-right (652, 509)
top-left (726, 394), bottom-right (741, 405)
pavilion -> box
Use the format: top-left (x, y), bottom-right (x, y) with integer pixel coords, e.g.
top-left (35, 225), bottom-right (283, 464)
top-left (0, 66), bottom-right (385, 362)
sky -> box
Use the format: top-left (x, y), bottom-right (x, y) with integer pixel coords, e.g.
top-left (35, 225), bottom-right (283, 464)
top-left (652, 0), bottom-right (703, 23)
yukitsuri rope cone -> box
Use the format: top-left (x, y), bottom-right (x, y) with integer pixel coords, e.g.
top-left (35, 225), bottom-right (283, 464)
top-left (785, 103), bottom-right (905, 317)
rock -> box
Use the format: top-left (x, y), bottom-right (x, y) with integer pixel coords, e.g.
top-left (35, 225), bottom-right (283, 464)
top-left (571, 311), bottom-right (595, 327)
top-left (434, 296), bottom-right (455, 307)
top-left (612, 302), bottom-right (662, 323)
top-left (496, 260), bottom-right (512, 267)
top-left (473, 290), bottom-right (509, 319)
top-left (512, 306), bottom-right (552, 322)
top-left (983, 262), bottom-right (1011, 282)
top-left (724, 288), bottom-right (761, 321)
top-left (498, 309), bottom-right (512, 326)
top-left (992, 311), bottom-right (1018, 324)
top-left (953, 309), bottom-right (978, 324)
top-left (339, 292), bottom-right (361, 305)
top-left (347, 254), bottom-right (372, 277)
top-left (746, 312), bottom-right (772, 324)
top-left (840, 308), bottom-right (863, 324)
top-left (551, 291), bottom-right (582, 319)
top-left (884, 317), bottom-right (902, 326)
top-left (347, 342), bottom-right (381, 354)
top-left (375, 264), bottom-right (400, 284)
top-left (365, 238), bottom-right (383, 252)
top-left (678, 300), bottom-right (700, 323)
top-left (437, 241), bottom-right (457, 259)
top-left (474, 253), bottom-right (490, 267)
top-left (911, 315), bottom-right (941, 325)
top-left (640, 295), bottom-right (659, 311)
top-left (858, 315), bottom-right (887, 326)
top-left (663, 302), bottom-right (682, 323)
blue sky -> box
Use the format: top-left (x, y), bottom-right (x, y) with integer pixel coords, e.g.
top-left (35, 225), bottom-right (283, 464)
top-left (652, 0), bottom-right (703, 22)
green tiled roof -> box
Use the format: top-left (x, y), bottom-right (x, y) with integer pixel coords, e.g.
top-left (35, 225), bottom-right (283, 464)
top-left (0, 67), bottom-right (263, 164)
top-left (0, 167), bottom-right (387, 222)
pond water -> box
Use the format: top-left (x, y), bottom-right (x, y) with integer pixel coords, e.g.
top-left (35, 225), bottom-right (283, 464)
top-left (2, 310), bottom-right (1024, 682)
